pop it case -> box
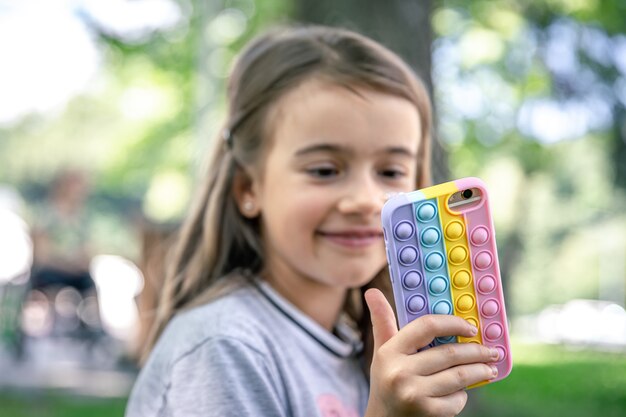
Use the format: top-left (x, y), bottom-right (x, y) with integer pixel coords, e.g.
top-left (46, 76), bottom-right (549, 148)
top-left (381, 177), bottom-right (512, 386)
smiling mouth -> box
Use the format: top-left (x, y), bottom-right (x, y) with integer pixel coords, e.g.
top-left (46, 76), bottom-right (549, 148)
top-left (317, 231), bottom-right (384, 248)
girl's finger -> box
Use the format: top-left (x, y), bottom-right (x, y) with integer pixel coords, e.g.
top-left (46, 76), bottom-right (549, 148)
top-left (389, 314), bottom-right (478, 354)
top-left (364, 288), bottom-right (398, 352)
top-left (411, 342), bottom-right (499, 375)
top-left (426, 390), bottom-right (468, 417)
top-left (426, 362), bottom-right (497, 397)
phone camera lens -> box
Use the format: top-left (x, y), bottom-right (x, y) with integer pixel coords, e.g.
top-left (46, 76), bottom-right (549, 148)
top-left (462, 189), bottom-right (473, 199)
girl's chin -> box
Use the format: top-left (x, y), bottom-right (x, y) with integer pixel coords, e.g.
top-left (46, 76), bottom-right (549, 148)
top-left (332, 266), bottom-right (387, 289)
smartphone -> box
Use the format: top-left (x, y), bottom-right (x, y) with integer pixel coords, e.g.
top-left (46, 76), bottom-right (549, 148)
top-left (381, 177), bottom-right (512, 385)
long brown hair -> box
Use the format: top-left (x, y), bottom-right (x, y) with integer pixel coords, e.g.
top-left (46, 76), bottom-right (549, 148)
top-left (143, 25), bottom-right (433, 371)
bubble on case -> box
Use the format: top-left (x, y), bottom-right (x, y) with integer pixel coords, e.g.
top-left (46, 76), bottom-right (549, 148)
top-left (495, 346), bottom-right (507, 362)
top-left (470, 226), bottom-right (490, 246)
top-left (428, 276), bottom-right (447, 295)
top-left (474, 251), bottom-right (493, 270)
top-left (432, 300), bottom-right (452, 315)
top-left (456, 294), bottom-right (475, 313)
top-left (399, 246), bottom-right (418, 265)
top-left (407, 295), bottom-right (426, 313)
top-left (445, 221), bottom-right (464, 240)
top-left (436, 335), bottom-right (455, 344)
top-left (465, 317), bottom-right (479, 329)
top-left (416, 202), bottom-right (436, 222)
top-left (421, 227), bottom-right (440, 247)
top-left (394, 221), bottom-right (414, 241)
top-left (452, 269), bottom-right (471, 289)
top-left (402, 270), bottom-right (422, 289)
top-left (425, 252), bottom-right (444, 271)
top-left (477, 275), bottom-right (496, 294)
top-left (448, 246), bottom-right (468, 265)
top-left (481, 299), bottom-right (500, 318)
top-left (484, 323), bottom-right (503, 341)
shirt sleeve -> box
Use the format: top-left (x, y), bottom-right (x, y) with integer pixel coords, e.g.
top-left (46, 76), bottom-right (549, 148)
top-left (161, 336), bottom-right (287, 417)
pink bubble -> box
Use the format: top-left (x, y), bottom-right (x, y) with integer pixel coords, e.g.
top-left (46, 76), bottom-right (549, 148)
top-left (485, 323), bottom-right (503, 341)
top-left (496, 346), bottom-right (507, 362)
top-left (475, 251), bottom-right (493, 270)
top-left (481, 299), bottom-right (500, 317)
top-left (471, 226), bottom-right (489, 246)
top-left (478, 275), bottom-right (496, 294)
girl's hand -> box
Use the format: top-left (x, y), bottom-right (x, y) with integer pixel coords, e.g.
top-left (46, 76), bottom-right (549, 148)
top-left (364, 289), bottom-right (498, 417)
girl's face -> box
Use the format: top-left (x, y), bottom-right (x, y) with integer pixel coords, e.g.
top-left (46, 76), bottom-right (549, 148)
top-left (246, 79), bottom-right (422, 294)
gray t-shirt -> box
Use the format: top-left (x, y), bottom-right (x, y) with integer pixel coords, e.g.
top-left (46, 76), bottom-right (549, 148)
top-left (126, 280), bottom-right (369, 417)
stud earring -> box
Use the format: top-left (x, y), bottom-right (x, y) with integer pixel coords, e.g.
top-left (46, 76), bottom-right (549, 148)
top-left (242, 200), bottom-right (255, 213)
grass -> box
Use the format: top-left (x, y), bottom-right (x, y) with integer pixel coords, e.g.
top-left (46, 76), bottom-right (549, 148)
top-left (464, 340), bottom-right (626, 417)
top-left (0, 391), bottom-right (127, 417)
top-left (0, 341), bottom-right (624, 417)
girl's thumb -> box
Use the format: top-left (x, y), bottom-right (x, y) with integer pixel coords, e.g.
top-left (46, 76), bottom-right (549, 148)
top-left (364, 288), bottom-right (398, 351)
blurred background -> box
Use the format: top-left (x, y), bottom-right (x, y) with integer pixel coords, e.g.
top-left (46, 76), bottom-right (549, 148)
top-left (0, 0), bottom-right (625, 416)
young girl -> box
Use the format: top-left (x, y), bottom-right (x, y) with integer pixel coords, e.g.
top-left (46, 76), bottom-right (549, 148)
top-left (126, 25), bottom-right (498, 417)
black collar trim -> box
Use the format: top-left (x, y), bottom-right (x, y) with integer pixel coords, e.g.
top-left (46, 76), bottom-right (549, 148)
top-left (253, 281), bottom-right (362, 358)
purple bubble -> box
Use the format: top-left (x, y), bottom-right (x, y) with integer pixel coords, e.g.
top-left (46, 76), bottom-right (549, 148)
top-left (407, 295), bottom-right (426, 313)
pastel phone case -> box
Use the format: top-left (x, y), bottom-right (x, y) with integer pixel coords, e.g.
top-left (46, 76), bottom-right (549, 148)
top-left (381, 177), bottom-right (512, 386)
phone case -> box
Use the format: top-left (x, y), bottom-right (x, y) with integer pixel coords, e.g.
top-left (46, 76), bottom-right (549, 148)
top-left (381, 177), bottom-right (512, 386)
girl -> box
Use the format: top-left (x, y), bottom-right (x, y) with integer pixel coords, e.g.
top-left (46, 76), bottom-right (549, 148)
top-left (126, 25), bottom-right (498, 417)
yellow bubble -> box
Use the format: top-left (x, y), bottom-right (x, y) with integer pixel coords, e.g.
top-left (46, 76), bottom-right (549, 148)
top-left (453, 270), bottom-right (471, 288)
top-left (466, 317), bottom-right (479, 328)
top-left (456, 294), bottom-right (475, 312)
top-left (449, 246), bottom-right (468, 264)
top-left (445, 221), bottom-right (464, 240)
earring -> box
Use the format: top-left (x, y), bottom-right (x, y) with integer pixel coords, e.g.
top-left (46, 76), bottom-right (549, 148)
top-left (242, 200), bottom-right (255, 213)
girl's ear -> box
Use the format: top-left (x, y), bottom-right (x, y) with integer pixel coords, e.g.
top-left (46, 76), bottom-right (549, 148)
top-left (232, 166), bottom-right (261, 218)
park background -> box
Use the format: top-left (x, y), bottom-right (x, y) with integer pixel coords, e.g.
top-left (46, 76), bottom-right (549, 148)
top-left (1, 0), bottom-right (626, 416)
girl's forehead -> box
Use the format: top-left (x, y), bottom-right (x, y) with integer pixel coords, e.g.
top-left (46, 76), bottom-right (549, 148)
top-left (265, 79), bottom-right (422, 154)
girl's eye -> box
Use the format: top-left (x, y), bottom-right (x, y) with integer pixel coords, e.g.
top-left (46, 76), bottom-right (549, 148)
top-left (380, 168), bottom-right (406, 179)
top-left (307, 166), bottom-right (339, 178)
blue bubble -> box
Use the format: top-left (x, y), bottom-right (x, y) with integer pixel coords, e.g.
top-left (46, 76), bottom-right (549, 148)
top-left (433, 301), bottom-right (452, 315)
top-left (416, 203), bottom-right (437, 222)
top-left (421, 227), bottom-right (440, 246)
top-left (436, 336), bottom-right (456, 344)
top-left (429, 276), bottom-right (448, 295)
top-left (425, 252), bottom-right (444, 270)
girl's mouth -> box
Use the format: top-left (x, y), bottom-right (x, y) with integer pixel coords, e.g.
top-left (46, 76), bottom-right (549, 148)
top-left (317, 230), bottom-right (384, 248)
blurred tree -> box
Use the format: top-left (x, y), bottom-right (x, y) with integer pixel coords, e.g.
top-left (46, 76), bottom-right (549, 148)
top-left (2, 0), bottom-right (625, 316)
top-left (293, 0), bottom-right (450, 183)
top-left (432, 0), bottom-right (626, 312)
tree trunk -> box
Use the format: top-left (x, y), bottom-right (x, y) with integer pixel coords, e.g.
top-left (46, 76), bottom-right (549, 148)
top-left (292, 0), bottom-right (449, 183)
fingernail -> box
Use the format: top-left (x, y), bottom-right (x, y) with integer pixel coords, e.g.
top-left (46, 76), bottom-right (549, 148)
top-left (490, 365), bottom-right (498, 378)
top-left (469, 324), bottom-right (478, 335)
top-left (490, 348), bottom-right (500, 360)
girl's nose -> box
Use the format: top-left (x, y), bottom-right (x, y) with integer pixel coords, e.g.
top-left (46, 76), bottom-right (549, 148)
top-left (337, 179), bottom-right (388, 215)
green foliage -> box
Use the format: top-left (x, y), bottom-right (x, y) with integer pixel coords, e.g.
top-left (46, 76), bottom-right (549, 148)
top-left (0, 0), bottom-right (291, 232)
top-left (0, 391), bottom-right (127, 417)
top-left (1, 0), bottom-right (625, 311)
top-left (434, 0), bottom-right (626, 313)
top-left (465, 342), bottom-right (626, 417)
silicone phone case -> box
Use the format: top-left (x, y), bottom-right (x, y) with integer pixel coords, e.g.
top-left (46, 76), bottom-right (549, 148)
top-left (381, 177), bottom-right (512, 386)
